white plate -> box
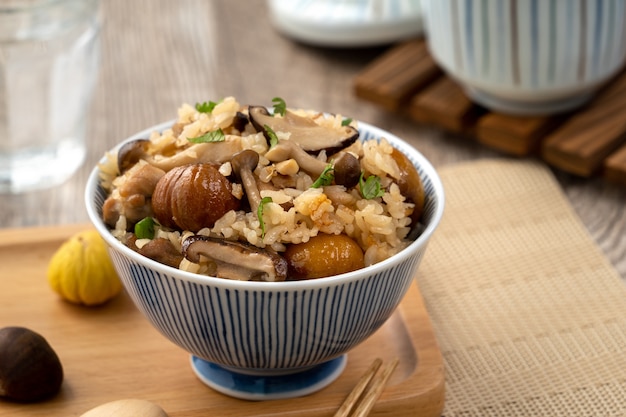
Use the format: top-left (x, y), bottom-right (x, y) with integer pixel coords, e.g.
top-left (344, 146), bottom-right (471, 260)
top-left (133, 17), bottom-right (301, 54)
top-left (268, 0), bottom-right (423, 47)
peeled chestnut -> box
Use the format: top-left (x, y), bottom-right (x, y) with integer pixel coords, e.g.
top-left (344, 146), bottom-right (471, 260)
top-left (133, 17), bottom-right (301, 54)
top-left (80, 398), bottom-right (169, 417)
top-left (0, 327), bottom-right (64, 402)
top-left (284, 233), bottom-right (365, 280)
top-left (152, 163), bottom-right (240, 232)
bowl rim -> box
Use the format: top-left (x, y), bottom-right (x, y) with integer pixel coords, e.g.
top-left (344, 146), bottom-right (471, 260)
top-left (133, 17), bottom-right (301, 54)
top-left (85, 119), bottom-right (445, 291)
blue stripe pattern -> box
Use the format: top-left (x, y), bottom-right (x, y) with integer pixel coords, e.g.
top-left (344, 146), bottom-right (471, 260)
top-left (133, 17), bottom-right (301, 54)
top-left (425, 0), bottom-right (626, 90)
top-left (89, 120), bottom-right (444, 374)
top-left (530, 0), bottom-right (539, 87)
top-left (109, 251), bottom-right (419, 370)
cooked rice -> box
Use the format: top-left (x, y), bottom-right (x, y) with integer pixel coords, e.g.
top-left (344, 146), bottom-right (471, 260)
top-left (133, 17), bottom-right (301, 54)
top-left (99, 97), bottom-right (417, 275)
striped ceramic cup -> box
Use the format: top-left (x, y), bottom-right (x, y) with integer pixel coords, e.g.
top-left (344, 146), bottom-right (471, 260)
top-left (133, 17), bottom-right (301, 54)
top-left (422, 0), bottom-right (626, 115)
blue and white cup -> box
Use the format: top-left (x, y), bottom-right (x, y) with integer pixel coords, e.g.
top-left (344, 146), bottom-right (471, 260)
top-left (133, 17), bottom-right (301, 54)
top-left (421, 0), bottom-right (626, 115)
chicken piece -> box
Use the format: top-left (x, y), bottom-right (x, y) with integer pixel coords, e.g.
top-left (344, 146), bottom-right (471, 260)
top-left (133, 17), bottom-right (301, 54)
top-left (102, 160), bottom-right (166, 228)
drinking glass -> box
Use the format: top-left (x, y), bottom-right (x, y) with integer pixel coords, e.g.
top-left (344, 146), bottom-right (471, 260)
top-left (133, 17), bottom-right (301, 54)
top-left (0, 0), bottom-right (101, 193)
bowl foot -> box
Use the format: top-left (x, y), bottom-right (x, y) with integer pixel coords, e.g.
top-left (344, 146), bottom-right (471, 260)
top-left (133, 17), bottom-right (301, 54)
top-left (190, 354), bottom-right (347, 400)
top-left (465, 86), bottom-right (593, 116)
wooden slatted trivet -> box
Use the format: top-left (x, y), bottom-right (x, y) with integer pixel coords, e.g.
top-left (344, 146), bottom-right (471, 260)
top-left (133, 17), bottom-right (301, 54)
top-left (354, 38), bottom-right (626, 187)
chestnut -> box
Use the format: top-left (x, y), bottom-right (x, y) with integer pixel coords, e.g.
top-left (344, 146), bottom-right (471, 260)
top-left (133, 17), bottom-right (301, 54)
top-left (0, 327), bottom-right (63, 402)
top-left (80, 398), bottom-right (168, 417)
top-left (390, 147), bottom-right (425, 226)
top-left (284, 233), bottom-right (365, 280)
top-left (152, 163), bottom-right (240, 232)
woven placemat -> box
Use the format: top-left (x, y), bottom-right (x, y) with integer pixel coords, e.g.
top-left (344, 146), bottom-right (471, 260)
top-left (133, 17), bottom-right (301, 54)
top-left (418, 159), bottom-right (626, 416)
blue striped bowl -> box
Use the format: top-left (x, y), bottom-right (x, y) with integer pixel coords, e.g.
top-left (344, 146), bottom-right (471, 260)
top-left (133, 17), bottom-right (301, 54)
top-left (422, 0), bottom-right (626, 115)
top-left (85, 120), bottom-right (444, 400)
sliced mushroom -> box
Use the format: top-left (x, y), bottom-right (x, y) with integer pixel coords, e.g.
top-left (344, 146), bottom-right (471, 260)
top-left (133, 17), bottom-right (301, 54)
top-left (265, 139), bottom-right (326, 176)
top-left (230, 150), bottom-right (262, 212)
top-left (265, 140), bottom-right (360, 188)
top-left (118, 139), bottom-right (150, 173)
top-left (248, 106), bottom-right (358, 154)
top-left (182, 235), bottom-right (288, 282)
top-left (145, 140), bottom-right (243, 172)
top-left (117, 130), bottom-right (245, 174)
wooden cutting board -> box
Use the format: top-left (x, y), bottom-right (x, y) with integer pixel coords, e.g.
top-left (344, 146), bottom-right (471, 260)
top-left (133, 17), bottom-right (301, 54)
top-left (0, 224), bottom-right (445, 417)
top-left (354, 38), bottom-right (626, 187)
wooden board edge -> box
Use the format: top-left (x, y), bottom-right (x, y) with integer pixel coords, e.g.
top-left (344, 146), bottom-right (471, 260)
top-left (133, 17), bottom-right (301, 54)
top-left (0, 223), bottom-right (92, 248)
top-left (372, 279), bottom-right (446, 416)
top-left (0, 225), bottom-right (446, 417)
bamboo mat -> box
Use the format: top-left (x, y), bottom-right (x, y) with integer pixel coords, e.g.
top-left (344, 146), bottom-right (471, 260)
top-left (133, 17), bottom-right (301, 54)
top-left (418, 159), bottom-right (626, 416)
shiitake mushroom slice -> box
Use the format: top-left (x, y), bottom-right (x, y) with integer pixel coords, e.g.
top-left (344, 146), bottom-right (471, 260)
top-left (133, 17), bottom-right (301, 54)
top-left (248, 105), bottom-right (359, 155)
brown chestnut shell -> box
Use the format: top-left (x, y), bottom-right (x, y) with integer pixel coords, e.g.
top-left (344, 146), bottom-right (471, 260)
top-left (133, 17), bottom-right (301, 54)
top-left (0, 326), bottom-right (64, 402)
top-left (151, 163), bottom-right (240, 232)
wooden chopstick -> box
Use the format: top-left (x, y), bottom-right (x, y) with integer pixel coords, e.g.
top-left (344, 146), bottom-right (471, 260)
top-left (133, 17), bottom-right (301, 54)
top-left (333, 358), bottom-right (382, 417)
top-left (351, 358), bottom-right (399, 417)
top-left (333, 357), bottom-right (399, 417)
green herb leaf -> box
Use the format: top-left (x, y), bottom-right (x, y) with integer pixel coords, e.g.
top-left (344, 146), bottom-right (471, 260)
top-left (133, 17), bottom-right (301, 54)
top-left (187, 128), bottom-right (225, 143)
top-left (311, 162), bottom-right (335, 188)
top-left (195, 100), bottom-right (219, 113)
top-left (359, 173), bottom-right (385, 199)
top-left (272, 97), bottom-right (287, 117)
top-left (264, 124), bottom-right (279, 148)
top-left (257, 196), bottom-right (273, 238)
top-left (341, 117), bottom-right (353, 126)
top-left (135, 217), bottom-right (155, 239)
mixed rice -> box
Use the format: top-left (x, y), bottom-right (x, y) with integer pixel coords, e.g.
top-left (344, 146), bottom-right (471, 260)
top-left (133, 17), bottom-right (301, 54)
top-left (99, 97), bottom-right (423, 281)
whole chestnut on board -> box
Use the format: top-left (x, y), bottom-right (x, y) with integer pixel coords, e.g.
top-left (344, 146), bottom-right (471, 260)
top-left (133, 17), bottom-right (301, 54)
top-left (0, 327), bottom-right (63, 402)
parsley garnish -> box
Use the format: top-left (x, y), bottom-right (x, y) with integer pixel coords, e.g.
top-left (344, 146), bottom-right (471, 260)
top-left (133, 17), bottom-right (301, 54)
top-left (359, 173), bottom-right (385, 199)
top-left (341, 118), bottom-right (353, 126)
top-left (195, 100), bottom-right (219, 113)
top-left (135, 217), bottom-right (155, 239)
top-left (311, 162), bottom-right (334, 188)
top-left (187, 128), bottom-right (225, 143)
top-left (257, 196), bottom-right (273, 238)
top-left (272, 97), bottom-right (286, 117)
top-left (264, 124), bottom-right (279, 148)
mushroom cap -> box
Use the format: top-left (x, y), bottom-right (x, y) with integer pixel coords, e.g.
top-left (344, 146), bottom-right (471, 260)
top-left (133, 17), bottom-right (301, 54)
top-left (264, 139), bottom-right (327, 176)
top-left (248, 106), bottom-right (359, 155)
top-left (230, 149), bottom-right (260, 178)
top-left (333, 152), bottom-right (361, 188)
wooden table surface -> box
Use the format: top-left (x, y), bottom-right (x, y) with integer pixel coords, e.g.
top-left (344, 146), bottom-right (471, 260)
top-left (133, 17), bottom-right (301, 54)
top-left (1, 0), bottom-right (624, 282)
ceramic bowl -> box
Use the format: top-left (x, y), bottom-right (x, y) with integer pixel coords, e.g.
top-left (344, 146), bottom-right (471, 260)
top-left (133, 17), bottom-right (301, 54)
top-left (268, 0), bottom-right (424, 47)
top-left (85, 120), bottom-right (445, 400)
top-left (422, 0), bottom-right (626, 115)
